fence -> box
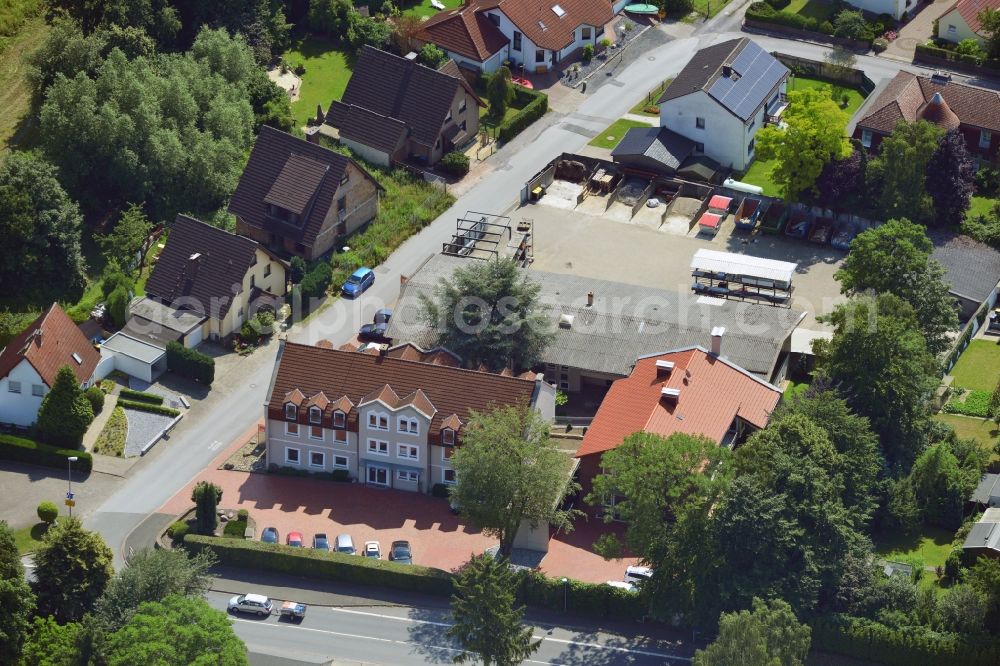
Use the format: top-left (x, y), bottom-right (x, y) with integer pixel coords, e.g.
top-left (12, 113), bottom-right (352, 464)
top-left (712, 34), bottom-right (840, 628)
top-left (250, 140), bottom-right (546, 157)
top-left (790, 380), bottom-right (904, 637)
top-left (772, 52), bottom-right (876, 94)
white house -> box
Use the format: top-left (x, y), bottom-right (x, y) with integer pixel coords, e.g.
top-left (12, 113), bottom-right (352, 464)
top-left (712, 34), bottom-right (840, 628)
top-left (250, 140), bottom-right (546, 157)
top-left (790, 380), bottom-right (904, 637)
top-left (844, 0), bottom-right (912, 20)
top-left (0, 303), bottom-right (102, 427)
top-left (937, 0), bottom-right (999, 45)
top-left (658, 38), bottom-right (789, 173)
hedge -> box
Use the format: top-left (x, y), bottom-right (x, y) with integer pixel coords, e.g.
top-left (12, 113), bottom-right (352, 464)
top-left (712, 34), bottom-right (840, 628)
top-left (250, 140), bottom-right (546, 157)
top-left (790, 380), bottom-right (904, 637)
top-left (0, 433), bottom-right (92, 473)
top-left (166, 341), bottom-right (215, 385)
top-left (118, 388), bottom-right (164, 405)
top-left (118, 399), bottom-right (181, 417)
top-left (915, 42), bottom-right (996, 68)
top-left (498, 88), bottom-right (548, 143)
top-left (184, 535), bottom-right (646, 620)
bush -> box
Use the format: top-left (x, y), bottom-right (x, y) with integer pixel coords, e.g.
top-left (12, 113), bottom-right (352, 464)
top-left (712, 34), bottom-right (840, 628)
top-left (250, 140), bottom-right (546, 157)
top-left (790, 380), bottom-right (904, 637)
top-left (166, 341), bottom-right (215, 385)
top-left (255, 310), bottom-right (275, 332)
top-left (944, 389), bottom-right (991, 417)
top-left (167, 520), bottom-right (189, 544)
top-left (582, 43), bottom-right (594, 62)
top-left (873, 37), bottom-right (889, 52)
top-left (975, 166), bottom-right (1000, 196)
top-left (192, 481), bottom-right (222, 535)
top-left (237, 509), bottom-right (249, 521)
top-left (239, 320), bottom-right (260, 344)
top-left (331, 469), bottom-right (351, 482)
top-left (117, 399), bottom-right (181, 417)
top-left (0, 433), bottom-right (93, 472)
top-left (819, 20), bottom-right (834, 34)
top-left (37, 501), bottom-right (59, 524)
top-left (498, 88), bottom-right (548, 143)
top-left (956, 38), bottom-right (985, 60)
top-left (431, 483), bottom-right (450, 498)
top-left (85, 386), bottom-right (105, 416)
top-left (223, 519), bottom-right (248, 538)
top-left (439, 151), bottom-right (470, 176)
top-left (299, 262), bottom-right (333, 301)
top-left (290, 256), bottom-right (307, 283)
top-left (118, 388), bottom-right (163, 405)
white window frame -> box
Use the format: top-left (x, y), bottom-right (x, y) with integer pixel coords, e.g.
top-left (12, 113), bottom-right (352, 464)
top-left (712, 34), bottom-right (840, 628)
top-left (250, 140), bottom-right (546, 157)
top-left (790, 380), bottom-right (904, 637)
top-left (696, 117), bottom-right (705, 129)
top-left (443, 446), bottom-right (454, 461)
top-left (397, 469), bottom-right (419, 483)
top-left (285, 421), bottom-right (299, 436)
top-left (442, 428), bottom-right (455, 445)
top-left (397, 416), bottom-right (419, 435)
top-left (368, 411), bottom-right (389, 431)
top-left (309, 451), bottom-right (325, 468)
top-left (31, 384), bottom-right (45, 397)
top-left (333, 411), bottom-right (346, 428)
top-left (861, 129), bottom-right (873, 148)
top-left (309, 406), bottom-right (322, 424)
top-left (367, 439), bottom-right (389, 456)
top-left (443, 468), bottom-right (457, 484)
top-left (309, 425), bottom-right (324, 441)
top-left (8, 381), bottom-right (21, 394)
top-left (582, 26), bottom-right (591, 40)
top-left (367, 465), bottom-right (389, 486)
top-left (285, 447), bottom-right (301, 464)
top-left (285, 403), bottom-right (296, 420)
top-left (333, 455), bottom-right (349, 469)
top-left (948, 24), bottom-right (957, 33)
top-left (334, 429), bottom-right (348, 444)
top-left (397, 444), bottom-right (419, 461)
top-left (981, 130), bottom-right (992, 149)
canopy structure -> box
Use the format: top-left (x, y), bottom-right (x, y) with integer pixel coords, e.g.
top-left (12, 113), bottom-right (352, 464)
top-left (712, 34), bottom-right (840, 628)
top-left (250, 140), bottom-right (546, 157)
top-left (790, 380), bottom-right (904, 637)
top-left (691, 249), bottom-right (797, 289)
top-left (707, 195), bottom-right (732, 212)
top-left (698, 212), bottom-right (722, 229)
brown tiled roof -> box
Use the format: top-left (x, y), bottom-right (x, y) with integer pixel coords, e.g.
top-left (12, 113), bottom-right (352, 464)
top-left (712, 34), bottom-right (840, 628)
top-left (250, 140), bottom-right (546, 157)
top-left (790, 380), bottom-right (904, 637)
top-left (385, 342), bottom-right (463, 367)
top-left (476, 0), bottom-right (614, 51)
top-left (918, 92), bottom-right (961, 130)
top-left (228, 126), bottom-right (383, 249)
top-left (857, 71), bottom-right (1000, 134)
top-left (438, 59), bottom-right (464, 79)
top-left (0, 303), bottom-right (100, 388)
top-left (417, 5), bottom-right (509, 62)
top-left (945, 0), bottom-right (1000, 34)
top-left (336, 104), bottom-right (410, 154)
top-left (145, 215), bottom-right (259, 319)
top-left (329, 47), bottom-right (482, 149)
top-left (575, 347), bottom-right (781, 459)
top-left (268, 342), bottom-right (538, 439)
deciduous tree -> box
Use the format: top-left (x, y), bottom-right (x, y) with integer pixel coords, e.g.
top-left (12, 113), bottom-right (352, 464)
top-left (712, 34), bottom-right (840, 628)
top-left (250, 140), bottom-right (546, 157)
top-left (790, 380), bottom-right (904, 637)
top-left (487, 66), bottom-right (514, 121)
top-left (99, 204), bottom-right (153, 275)
top-left (418, 43), bottom-right (447, 69)
top-left (32, 517), bottom-right (114, 624)
top-left (868, 120), bottom-right (943, 225)
top-left (693, 597), bottom-right (811, 666)
top-left (36, 366), bottom-right (95, 448)
top-left (447, 554), bottom-right (541, 666)
top-left (926, 129), bottom-right (975, 226)
top-left (0, 521), bottom-right (34, 665)
top-left (815, 148), bottom-right (864, 208)
top-left (18, 616), bottom-right (86, 666)
top-left (450, 406), bottom-right (578, 558)
top-left (936, 584), bottom-right (988, 633)
top-left (978, 7), bottom-right (1000, 58)
top-left (910, 443), bottom-right (971, 529)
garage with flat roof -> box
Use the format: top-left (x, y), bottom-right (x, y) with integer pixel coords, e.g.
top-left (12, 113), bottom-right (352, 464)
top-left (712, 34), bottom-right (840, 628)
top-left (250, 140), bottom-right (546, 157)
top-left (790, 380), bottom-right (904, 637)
top-left (100, 332), bottom-right (168, 383)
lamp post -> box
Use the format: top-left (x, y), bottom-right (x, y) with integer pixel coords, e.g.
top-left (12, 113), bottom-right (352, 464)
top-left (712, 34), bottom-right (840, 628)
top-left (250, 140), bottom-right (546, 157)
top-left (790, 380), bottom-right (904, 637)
top-left (561, 577), bottom-right (568, 613)
top-left (67, 456), bottom-right (78, 519)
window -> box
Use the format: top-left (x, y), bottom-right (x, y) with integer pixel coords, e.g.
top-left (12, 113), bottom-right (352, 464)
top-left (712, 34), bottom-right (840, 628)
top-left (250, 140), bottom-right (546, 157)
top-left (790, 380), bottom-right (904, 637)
top-left (443, 446), bottom-right (454, 460)
top-left (458, 98), bottom-right (467, 114)
top-left (340, 173), bottom-right (349, 186)
top-left (310, 451), bottom-right (325, 468)
top-left (264, 263), bottom-right (271, 277)
top-left (695, 117), bottom-right (705, 129)
top-left (285, 447), bottom-right (300, 464)
top-left (368, 439), bottom-right (389, 456)
top-left (559, 381), bottom-right (569, 390)
top-left (333, 411), bottom-right (346, 428)
top-left (285, 421), bottom-right (299, 436)
top-left (310, 425), bottom-right (323, 440)
top-left (513, 31), bottom-right (522, 51)
top-left (443, 469), bottom-right (457, 484)
top-left (694, 142), bottom-right (704, 153)
top-left (948, 24), bottom-right (957, 33)
top-left (334, 429), bottom-right (348, 444)
top-left (8, 381), bottom-right (21, 394)
top-left (747, 139), bottom-right (755, 155)
top-left (309, 406), bottom-right (322, 424)
top-left (460, 120), bottom-right (467, 132)
top-left (398, 417), bottom-right (419, 434)
top-left (397, 470), bottom-right (419, 483)
top-left (285, 403), bottom-right (296, 420)
top-left (487, 12), bottom-right (499, 25)
top-left (981, 130), bottom-right (992, 149)
top-left (442, 428), bottom-right (455, 445)
top-left (398, 444), bottom-right (419, 460)
top-left (536, 49), bottom-right (545, 63)
top-left (32, 384), bottom-right (44, 397)
top-left (367, 466), bottom-right (389, 486)
top-left (368, 412), bottom-right (389, 430)
top-left (445, 109), bottom-right (453, 122)
top-left (582, 26), bottom-right (591, 40)
top-left (250, 274), bottom-right (255, 289)
top-left (861, 129), bottom-right (872, 148)
top-left (333, 455), bottom-right (349, 469)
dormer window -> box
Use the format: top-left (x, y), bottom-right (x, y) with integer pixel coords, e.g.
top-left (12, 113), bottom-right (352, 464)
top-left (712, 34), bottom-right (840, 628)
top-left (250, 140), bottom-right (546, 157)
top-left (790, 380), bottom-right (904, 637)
top-left (368, 411), bottom-right (389, 431)
top-left (285, 403), bottom-right (297, 420)
top-left (333, 410), bottom-right (346, 428)
top-left (309, 406), bottom-right (322, 424)
top-left (442, 428), bottom-right (455, 445)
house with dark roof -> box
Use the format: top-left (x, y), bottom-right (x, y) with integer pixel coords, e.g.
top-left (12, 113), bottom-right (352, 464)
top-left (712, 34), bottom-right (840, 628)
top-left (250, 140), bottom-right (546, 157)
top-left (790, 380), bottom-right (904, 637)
top-left (229, 125), bottom-right (384, 260)
top-left (938, 0), bottom-right (998, 45)
top-left (573, 345), bottom-right (781, 517)
top-left (325, 46), bottom-right (484, 167)
top-left (929, 230), bottom-right (1000, 322)
top-left (264, 341), bottom-right (555, 493)
top-left (0, 303), bottom-right (102, 427)
top-left (963, 508), bottom-right (1000, 559)
top-left (133, 214), bottom-right (288, 347)
top-left (609, 126), bottom-right (699, 176)
top-left (851, 71), bottom-right (1000, 163)
top-left (658, 38), bottom-right (789, 172)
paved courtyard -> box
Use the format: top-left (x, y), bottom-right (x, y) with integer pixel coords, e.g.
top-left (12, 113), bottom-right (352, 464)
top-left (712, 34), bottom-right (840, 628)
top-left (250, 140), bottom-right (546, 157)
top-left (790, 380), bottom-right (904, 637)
top-left (0, 461), bottom-right (123, 528)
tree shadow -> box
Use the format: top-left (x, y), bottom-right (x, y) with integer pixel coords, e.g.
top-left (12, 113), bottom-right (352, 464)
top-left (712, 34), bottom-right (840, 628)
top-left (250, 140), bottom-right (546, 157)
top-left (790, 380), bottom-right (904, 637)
top-left (405, 605), bottom-right (459, 664)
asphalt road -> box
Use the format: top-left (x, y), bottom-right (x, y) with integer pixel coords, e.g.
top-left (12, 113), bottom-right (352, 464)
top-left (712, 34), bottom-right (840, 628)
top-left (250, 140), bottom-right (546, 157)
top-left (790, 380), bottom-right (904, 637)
top-left (205, 591), bottom-right (693, 666)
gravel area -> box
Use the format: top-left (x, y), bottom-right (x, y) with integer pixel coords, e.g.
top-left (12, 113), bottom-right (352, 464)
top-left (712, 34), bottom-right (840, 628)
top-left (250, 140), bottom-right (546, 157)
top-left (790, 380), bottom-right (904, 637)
top-left (220, 438), bottom-right (267, 472)
top-left (123, 408), bottom-right (176, 458)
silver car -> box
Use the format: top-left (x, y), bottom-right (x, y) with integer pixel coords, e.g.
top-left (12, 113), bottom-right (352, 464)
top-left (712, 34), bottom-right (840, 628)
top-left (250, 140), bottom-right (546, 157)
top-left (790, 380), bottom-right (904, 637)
top-left (335, 533), bottom-right (356, 555)
top-left (228, 593), bottom-right (273, 617)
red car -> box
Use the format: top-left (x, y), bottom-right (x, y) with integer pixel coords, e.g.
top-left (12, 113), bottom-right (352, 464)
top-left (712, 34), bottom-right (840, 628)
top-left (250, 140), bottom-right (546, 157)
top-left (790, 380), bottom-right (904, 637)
top-left (286, 531), bottom-right (304, 547)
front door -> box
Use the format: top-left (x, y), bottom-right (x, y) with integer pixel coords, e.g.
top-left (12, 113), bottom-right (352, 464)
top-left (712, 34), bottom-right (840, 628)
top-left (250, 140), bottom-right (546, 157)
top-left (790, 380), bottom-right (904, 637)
top-left (367, 465), bottom-right (389, 487)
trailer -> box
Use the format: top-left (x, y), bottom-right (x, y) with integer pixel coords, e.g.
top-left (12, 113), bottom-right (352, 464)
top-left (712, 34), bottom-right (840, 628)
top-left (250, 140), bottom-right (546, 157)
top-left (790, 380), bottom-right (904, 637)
top-left (279, 601), bottom-right (307, 622)
top-left (733, 198), bottom-right (762, 232)
top-left (760, 202), bottom-right (787, 234)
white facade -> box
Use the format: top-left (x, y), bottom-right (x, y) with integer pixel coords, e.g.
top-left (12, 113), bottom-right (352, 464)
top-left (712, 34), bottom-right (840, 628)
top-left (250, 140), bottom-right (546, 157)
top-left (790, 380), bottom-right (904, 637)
top-left (442, 47), bottom-right (507, 74)
top-left (0, 360), bottom-right (49, 427)
top-left (844, 0), bottom-right (908, 19)
top-left (938, 6), bottom-right (983, 45)
top-left (481, 9), bottom-right (602, 73)
top-left (340, 136), bottom-right (392, 168)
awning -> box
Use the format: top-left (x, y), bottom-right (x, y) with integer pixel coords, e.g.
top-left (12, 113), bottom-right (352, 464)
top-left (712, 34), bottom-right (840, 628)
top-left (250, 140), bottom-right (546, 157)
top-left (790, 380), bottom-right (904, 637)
top-left (708, 195), bottom-right (732, 212)
top-left (698, 212), bottom-right (722, 229)
top-left (691, 248), bottom-right (797, 285)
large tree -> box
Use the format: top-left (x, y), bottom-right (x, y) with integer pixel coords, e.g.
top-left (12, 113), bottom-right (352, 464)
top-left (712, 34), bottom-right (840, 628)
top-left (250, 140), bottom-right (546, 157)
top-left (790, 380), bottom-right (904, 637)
top-left (102, 595), bottom-right (249, 666)
top-left (0, 521), bottom-right (35, 664)
top-left (18, 616), bottom-right (87, 666)
top-left (449, 405), bottom-right (578, 558)
top-left (910, 442), bottom-right (972, 530)
top-left (420, 257), bottom-right (553, 372)
top-left (99, 203), bottom-right (154, 275)
top-left (486, 66), bottom-right (514, 121)
top-left (587, 432), bottom-right (729, 559)
top-left (815, 147), bottom-right (864, 208)
top-left (0, 152), bottom-right (86, 307)
top-left (447, 554), bottom-right (541, 666)
top-left (978, 7), bottom-right (1000, 58)
top-left (835, 218), bottom-right (959, 355)
top-left (813, 293), bottom-right (940, 467)
top-left (754, 87), bottom-right (851, 201)
top-left (693, 597), bottom-right (811, 666)
top-left (926, 128), bottom-right (975, 227)
top-left (32, 517), bottom-right (115, 624)
top-left (868, 120), bottom-right (944, 225)
top-left (36, 365), bottom-right (95, 447)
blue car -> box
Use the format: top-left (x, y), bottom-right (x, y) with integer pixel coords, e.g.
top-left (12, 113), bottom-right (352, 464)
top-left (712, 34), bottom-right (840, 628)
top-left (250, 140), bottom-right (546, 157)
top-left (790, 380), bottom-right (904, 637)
top-left (341, 267), bottom-right (375, 299)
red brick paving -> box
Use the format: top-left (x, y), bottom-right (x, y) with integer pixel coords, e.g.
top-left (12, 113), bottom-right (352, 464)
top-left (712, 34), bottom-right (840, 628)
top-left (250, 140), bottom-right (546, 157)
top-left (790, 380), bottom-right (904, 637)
top-left (159, 423), bottom-right (640, 583)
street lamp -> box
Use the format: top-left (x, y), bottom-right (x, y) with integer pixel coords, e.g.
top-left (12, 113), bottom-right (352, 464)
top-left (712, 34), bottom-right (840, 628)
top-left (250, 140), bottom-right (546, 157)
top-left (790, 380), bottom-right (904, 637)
top-left (67, 456), bottom-right (78, 519)
top-left (561, 577), bottom-right (568, 613)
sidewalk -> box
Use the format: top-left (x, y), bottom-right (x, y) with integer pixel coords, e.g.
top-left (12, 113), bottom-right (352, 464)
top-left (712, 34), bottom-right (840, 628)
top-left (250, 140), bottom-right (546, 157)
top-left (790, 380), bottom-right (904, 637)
top-left (82, 393), bottom-right (118, 452)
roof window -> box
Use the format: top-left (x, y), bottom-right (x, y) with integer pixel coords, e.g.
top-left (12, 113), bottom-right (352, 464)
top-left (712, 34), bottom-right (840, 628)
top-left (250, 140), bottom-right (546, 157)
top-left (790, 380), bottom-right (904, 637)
top-left (552, 5), bottom-right (566, 17)
top-left (72, 352), bottom-right (83, 365)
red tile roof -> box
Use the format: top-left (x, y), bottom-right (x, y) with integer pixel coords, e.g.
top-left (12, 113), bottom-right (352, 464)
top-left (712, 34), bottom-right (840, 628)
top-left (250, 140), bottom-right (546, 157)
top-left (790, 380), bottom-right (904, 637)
top-left (417, 4), bottom-right (509, 62)
top-left (575, 347), bottom-right (781, 459)
top-left (476, 0), bottom-right (614, 51)
top-left (857, 71), bottom-right (1000, 134)
top-left (0, 303), bottom-right (100, 388)
top-left (945, 0), bottom-right (1000, 34)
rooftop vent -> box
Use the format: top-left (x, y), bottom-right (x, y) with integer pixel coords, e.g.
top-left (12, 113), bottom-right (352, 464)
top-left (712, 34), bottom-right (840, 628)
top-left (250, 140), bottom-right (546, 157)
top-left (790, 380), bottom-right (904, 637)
top-left (655, 359), bottom-right (675, 374)
top-left (538, 20), bottom-right (547, 30)
top-left (722, 64), bottom-right (733, 77)
top-left (404, 51), bottom-right (418, 61)
top-left (552, 4), bottom-right (566, 17)
top-left (72, 352), bottom-right (83, 365)
top-left (559, 313), bottom-right (574, 329)
top-left (661, 387), bottom-right (680, 401)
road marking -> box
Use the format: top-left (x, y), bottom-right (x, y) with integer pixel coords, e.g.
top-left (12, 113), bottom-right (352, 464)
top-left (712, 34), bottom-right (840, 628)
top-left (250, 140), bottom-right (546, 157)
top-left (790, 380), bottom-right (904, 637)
top-left (208, 440), bottom-right (223, 451)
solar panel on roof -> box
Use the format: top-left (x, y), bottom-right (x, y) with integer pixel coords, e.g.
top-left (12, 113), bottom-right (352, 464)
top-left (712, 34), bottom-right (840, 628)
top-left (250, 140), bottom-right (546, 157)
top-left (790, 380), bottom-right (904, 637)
top-left (707, 42), bottom-right (788, 121)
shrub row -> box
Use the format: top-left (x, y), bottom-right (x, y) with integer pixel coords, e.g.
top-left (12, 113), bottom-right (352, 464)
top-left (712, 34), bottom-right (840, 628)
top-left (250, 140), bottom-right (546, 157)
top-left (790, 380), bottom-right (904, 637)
top-left (915, 42), bottom-right (1000, 68)
top-left (118, 388), bottom-right (164, 404)
top-left (166, 341), bottom-right (215, 385)
top-left (747, 2), bottom-right (836, 36)
top-left (223, 519), bottom-right (248, 538)
top-left (943, 389), bottom-right (991, 417)
top-left (265, 465), bottom-right (351, 482)
top-left (0, 433), bottom-right (92, 473)
top-left (498, 88), bottom-right (548, 143)
top-left (118, 399), bottom-right (181, 417)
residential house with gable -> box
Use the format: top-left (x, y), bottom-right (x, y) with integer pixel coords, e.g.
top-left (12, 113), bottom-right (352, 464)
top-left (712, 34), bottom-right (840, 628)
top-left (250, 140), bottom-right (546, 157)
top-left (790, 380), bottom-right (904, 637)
top-left (0, 303), bottom-right (102, 427)
top-left (264, 341), bottom-right (555, 494)
top-left (325, 46), bottom-right (484, 167)
top-left (229, 125), bottom-right (384, 260)
top-left (573, 345), bottom-right (782, 517)
top-left (938, 0), bottom-right (1000, 46)
top-left (658, 38), bottom-right (789, 172)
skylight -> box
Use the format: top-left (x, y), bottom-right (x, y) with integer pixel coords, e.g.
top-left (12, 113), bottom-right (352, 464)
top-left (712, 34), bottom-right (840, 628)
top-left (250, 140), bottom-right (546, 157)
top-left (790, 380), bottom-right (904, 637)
top-left (552, 4), bottom-right (566, 17)
top-left (72, 352), bottom-right (82, 365)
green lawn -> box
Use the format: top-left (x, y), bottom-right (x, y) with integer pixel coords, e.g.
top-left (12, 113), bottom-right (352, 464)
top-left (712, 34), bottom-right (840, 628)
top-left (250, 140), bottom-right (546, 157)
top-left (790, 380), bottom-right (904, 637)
top-left (588, 118), bottom-right (655, 150)
top-left (783, 380), bottom-right (810, 402)
top-left (934, 414), bottom-right (998, 460)
top-left (967, 195), bottom-right (997, 221)
top-left (782, 0), bottom-right (837, 21)
top-left (950, 339), bottom-right (1000, 391)
top-left (875, 526), bottom-right (956, 569)
top-left (692, 0), bottom-right (734, 18)
top-left (479, 101), bottom-right (524, 132)
top-left (741, 158), bottom-right (782, 197)
top-left (12, 522), bottom-right (48, 555)
top-left (400, 0), bottom-right (462, 18)
top-left (629, 79), bottom-right (672, 116)
top-left (0, 13), bottom-right (48, 153)
top-left (285, 37), bottom-right (353, 128)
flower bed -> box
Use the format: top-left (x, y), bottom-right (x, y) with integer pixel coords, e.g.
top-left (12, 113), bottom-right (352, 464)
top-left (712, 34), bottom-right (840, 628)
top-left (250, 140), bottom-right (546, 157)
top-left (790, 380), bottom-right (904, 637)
top-left (943, 388), bottom-right (991, 418)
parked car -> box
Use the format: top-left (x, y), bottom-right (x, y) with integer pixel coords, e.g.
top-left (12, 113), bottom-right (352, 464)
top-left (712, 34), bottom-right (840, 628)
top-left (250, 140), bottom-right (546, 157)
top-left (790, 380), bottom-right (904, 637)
top-left (624, 565), bottom-right (653, 587)
top-left (341, 267), bottom-right (375, 298)
top-left (313, 533), bottom-right (330, 550)
top-left (286, 531), bottom-right (303, 547)
top-left (335, 533), bottom-right (356, 555)
top-left (606, 580), bottom-right (638, 593)
top-left (358, 308), bottom-right (393, 342)
top-left (389, 540), bottom-right (413, 564)
top-left (228, 593), bottom-right (273, 617)
top-left (363, 541), bottom-right (381, 559)
top-left (260, 527), bottom-right (279, 544)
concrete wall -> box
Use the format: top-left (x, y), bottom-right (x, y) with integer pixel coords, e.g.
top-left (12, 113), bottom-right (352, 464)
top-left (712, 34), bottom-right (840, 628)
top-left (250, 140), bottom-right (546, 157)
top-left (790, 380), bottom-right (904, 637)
top-left (341, 137), bottom-right (391, 167)
top-left (0, 360), bottom-right (46, 426)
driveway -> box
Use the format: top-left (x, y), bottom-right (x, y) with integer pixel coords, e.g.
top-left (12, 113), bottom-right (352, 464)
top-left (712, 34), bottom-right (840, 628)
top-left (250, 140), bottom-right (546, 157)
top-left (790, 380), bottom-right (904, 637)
top-left (0, 461), bottom-right (123, 529)
top-left (883, 0), bottom-right (956, 62)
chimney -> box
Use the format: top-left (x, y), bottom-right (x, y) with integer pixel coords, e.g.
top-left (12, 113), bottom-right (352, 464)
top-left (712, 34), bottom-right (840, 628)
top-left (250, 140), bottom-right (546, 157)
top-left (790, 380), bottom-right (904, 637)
top-left (710, 326), bottom-right (725, 356)
top-left (722, 64), bottom-right (733, 78)
top-left (586, 291), bottom-right (594, 307)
